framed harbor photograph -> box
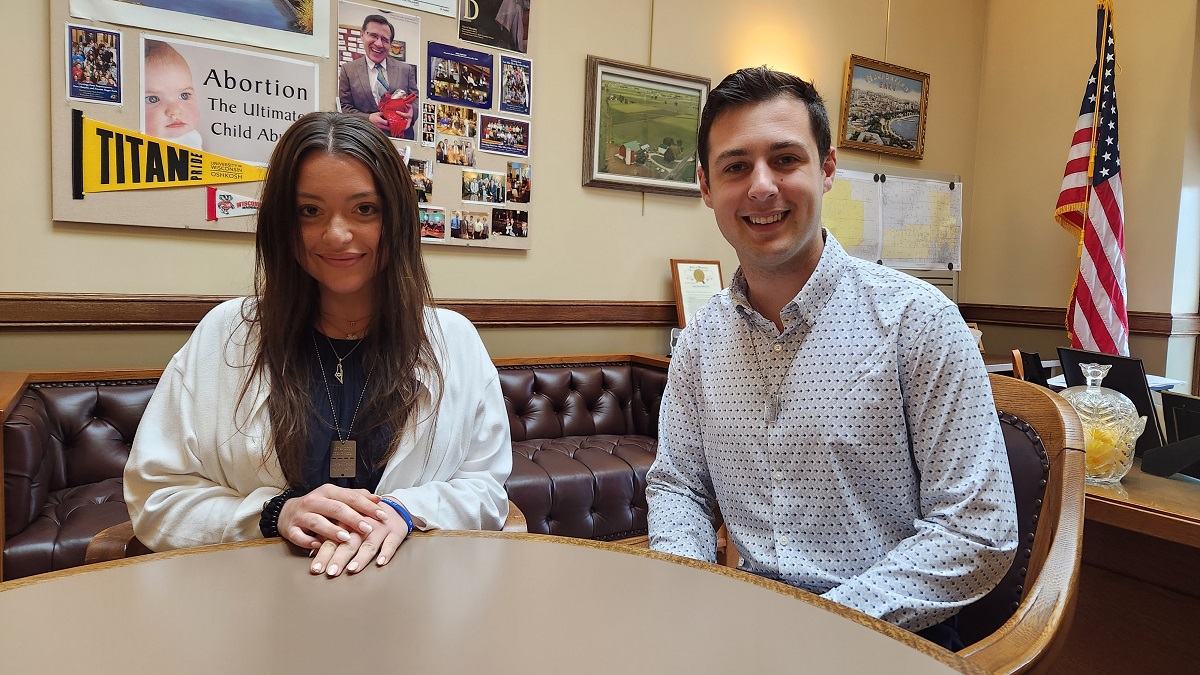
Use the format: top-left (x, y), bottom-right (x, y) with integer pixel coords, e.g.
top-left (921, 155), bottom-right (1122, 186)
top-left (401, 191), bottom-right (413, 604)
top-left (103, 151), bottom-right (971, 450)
top-left (837, 54), bottom-right (929, 159)
top-left (582, 56), bottom-right (708, 197)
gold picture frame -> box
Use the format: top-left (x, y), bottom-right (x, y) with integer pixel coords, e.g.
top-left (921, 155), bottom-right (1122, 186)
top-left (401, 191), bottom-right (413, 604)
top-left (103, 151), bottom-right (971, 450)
top-left (671, 259), bottom-right (724, 328)
top-left (582, 56), bottom-right (710, 197)
top-left (837, 54), bottom-right (929, 159)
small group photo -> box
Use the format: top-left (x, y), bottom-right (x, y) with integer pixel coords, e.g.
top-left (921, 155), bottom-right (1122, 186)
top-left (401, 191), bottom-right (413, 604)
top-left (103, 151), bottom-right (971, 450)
top-left (491, 208), bottom-right (528, 238)
top-left (461, 170), bottom-right (506, 205)
top-left (506, 161), bottom-right (531, 203)
top-left (435, 133), bottom-right (476, 166)
top-left (479, 114), bottom-right (530, 157)
top-left (436, 103), bottom-right (478, 137)
top-left (408, 158), bottom-right (433, 203)
top-left (419, 205), bottom-right (445, 240)
top-left (449, 210), bottom-right (490, 240)
top-left (499, 55), bottom-right (532, 116)
top-left (67, 25), bottom-right (121, 105)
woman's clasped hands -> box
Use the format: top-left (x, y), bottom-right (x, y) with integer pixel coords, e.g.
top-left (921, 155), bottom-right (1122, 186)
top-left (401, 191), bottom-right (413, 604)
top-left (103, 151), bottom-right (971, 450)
top-left (276, 484), bottom-right (410, 577)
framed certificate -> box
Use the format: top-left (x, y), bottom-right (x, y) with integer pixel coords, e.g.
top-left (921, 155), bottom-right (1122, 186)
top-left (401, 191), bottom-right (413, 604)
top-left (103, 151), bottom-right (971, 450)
top-left (671, 259), bottom-right (724, 328)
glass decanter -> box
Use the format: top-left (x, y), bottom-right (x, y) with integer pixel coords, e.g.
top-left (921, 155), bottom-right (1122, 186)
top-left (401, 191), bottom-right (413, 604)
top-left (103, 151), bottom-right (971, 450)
top-left (1059, 363), bottom-right (1146, 485)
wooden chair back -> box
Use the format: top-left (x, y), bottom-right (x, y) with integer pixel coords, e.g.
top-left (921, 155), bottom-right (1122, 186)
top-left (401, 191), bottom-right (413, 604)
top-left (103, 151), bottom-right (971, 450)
top-left (1010, 349), bottom-right (1050, 388)
top-left (958, 374), bottom-right (1085, 673)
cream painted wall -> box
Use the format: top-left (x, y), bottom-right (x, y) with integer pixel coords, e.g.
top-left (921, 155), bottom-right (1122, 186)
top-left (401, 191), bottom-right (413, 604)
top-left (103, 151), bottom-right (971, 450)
top-left (968, 0), bottom-right (1198, 313)
top-left (1, 1), bottom-right (1017, 370)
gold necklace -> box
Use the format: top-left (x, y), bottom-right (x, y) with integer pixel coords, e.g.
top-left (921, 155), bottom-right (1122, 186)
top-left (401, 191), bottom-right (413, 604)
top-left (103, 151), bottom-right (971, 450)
top-left (322, 334), bottom-right (363, 384)
top-left (321, 312), bottom-right (371, 340)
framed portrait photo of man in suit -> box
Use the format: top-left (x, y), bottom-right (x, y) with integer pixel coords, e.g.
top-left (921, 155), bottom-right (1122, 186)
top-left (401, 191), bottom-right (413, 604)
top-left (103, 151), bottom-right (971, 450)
top-left (336, 2), bottom-right (422, 140)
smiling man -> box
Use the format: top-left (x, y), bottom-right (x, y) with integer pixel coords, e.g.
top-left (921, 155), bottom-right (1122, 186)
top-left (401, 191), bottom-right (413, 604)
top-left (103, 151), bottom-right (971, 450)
top-left (337, 14), bottom-right (418, 140)
top-left (645, 67), bottom-right (1018, 650)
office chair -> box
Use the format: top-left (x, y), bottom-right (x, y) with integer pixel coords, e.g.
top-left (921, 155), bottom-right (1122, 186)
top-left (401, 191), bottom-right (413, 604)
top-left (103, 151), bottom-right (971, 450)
top-left (1055, 347), bottom-right (1164, 455)
top-left (1010, 349), bottom-right (1050, 388)
top-left (1142, 391), bottom-right (1200, 479)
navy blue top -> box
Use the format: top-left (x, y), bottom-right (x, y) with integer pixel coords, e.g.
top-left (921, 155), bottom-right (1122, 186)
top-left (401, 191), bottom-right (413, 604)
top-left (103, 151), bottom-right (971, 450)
top-left (304, 331), bottom-right (387, 492)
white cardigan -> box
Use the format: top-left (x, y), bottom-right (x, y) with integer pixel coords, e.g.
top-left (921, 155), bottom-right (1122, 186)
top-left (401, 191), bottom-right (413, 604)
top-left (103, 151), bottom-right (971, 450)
top-left (125, 298), bottom-right (512, 551)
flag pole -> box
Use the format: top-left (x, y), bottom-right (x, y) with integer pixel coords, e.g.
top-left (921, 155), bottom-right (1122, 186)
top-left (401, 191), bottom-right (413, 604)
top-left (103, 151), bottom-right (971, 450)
top-left (1067, 0), bottom-right (1113, 346)
top-left (1084, 0), bottom-right (1111, 218)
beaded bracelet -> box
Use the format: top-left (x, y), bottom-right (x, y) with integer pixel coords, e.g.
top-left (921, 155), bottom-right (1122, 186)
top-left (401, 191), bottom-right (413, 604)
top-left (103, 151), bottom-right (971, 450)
top-left (379, 496), bottom-right (414, 535)
top-left (258, 487), bottom-right (301, 538)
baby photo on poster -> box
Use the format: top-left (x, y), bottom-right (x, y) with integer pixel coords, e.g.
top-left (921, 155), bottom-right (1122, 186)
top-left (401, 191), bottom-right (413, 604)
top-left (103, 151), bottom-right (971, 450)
top-left (140, 35), bottom-right (319, 164)
top-left (67, 24), bottom-right (122, 105)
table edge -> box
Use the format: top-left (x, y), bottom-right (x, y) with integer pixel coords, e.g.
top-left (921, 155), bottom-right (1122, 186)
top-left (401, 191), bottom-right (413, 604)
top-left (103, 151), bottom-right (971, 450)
top-left (0, 530), bottom-right (981, 674)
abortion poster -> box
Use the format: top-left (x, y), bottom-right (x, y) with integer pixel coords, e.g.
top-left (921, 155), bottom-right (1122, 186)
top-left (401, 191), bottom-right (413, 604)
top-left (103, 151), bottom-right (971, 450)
top-left (141, 36), bottom-right (319, 166)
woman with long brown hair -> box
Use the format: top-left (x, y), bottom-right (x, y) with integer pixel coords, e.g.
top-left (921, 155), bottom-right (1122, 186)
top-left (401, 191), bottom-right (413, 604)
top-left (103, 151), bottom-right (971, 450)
top-left (125, 112), bottom-right (511, 577)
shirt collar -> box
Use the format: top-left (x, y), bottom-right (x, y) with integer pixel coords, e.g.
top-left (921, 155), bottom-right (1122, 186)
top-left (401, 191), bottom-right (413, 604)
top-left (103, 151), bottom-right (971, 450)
top-left (729, 229), bottom-right (851, 329)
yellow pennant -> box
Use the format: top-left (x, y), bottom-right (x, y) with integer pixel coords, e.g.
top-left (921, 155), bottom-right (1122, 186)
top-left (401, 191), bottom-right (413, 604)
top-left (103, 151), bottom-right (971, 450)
top-left (72, 110), bottom-right (266, 197)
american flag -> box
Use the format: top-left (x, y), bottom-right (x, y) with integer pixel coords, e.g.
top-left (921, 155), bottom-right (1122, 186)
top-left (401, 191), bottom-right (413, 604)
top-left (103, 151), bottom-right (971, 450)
top-left (1054, 0), bottom-right (1128, 356)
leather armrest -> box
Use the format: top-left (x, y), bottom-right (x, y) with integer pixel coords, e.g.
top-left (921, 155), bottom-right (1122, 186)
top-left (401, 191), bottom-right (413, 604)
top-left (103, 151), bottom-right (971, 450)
top-left (84, 520), bottom-right (152, 564)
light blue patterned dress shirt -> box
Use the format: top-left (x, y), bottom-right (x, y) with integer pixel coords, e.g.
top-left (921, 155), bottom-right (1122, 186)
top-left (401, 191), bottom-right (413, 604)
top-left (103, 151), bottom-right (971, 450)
top-left (647, 232), bottom-right (1018, 631)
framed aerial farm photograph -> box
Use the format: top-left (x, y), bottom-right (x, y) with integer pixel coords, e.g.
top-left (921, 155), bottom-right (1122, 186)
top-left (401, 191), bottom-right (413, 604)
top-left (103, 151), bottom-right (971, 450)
top-left (582, 56), bottom-right (709, 197)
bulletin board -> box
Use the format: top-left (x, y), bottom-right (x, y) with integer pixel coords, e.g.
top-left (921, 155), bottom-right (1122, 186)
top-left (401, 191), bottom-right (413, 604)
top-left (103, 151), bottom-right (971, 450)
top-left (50, 0), bottom-right (534, 250)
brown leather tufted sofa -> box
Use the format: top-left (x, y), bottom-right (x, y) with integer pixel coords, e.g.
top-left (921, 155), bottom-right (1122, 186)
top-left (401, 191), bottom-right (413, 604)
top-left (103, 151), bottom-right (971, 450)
top-left (0, 355), bottom-right (669, 580)
top-left (0, 370), bottom-right (160, 581)
top-left (495, 355), bottom-right (668, 542)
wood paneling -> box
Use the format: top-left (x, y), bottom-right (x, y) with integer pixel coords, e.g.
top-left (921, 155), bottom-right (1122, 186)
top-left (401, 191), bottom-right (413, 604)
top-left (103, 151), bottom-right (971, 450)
top-left (0, 294), bottom-right (678, 330)
top-left (6, 294), bottom-right (1199, 338)
top-left (959, 303), bottom-right (1200, 338)
top-left (1051, 522), bottom-right (1200, 674)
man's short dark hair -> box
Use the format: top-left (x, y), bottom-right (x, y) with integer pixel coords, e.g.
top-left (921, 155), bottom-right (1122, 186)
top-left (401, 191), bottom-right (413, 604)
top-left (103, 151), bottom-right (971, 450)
top-left (697, 66), bottom-right (832, 176)
top-left (362, 15), bottom-right (395, 42)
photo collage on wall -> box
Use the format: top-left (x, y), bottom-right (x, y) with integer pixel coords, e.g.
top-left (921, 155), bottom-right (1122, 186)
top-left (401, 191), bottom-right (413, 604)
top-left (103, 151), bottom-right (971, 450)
top-left (62, 0), bottom-right (533, 247)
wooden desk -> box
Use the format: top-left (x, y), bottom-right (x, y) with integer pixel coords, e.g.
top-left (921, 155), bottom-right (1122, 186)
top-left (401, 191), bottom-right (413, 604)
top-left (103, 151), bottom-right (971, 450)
top-left (1085, 459), bottom-right (1200, 547)
top-left (0, 532), bottom-right (979, 674)
top-left (1053, 462), bottom-right (1200, 673)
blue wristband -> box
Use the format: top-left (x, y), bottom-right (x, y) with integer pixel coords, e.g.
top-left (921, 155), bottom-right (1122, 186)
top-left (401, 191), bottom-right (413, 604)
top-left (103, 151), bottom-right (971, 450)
top-left (380, 497), bottom-right (414, 534)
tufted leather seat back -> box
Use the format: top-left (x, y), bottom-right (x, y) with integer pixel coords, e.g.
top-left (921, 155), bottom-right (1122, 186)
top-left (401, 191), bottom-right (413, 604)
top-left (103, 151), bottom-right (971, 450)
top-left (3, 381), bottom-right (156, 579)
top-left (2, 359), bottom-right (672, 579)
top-left (498, 362), bottom-right (667, 540)
top-left (955, 410), bottom-right (1051, 645)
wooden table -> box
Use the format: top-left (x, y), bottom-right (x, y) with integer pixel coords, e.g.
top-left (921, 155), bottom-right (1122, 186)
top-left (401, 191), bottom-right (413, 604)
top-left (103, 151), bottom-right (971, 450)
top-left (0, 532), bottom-right (979, 674)
top-left (1053, 462), bottom-right (1200, 673)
